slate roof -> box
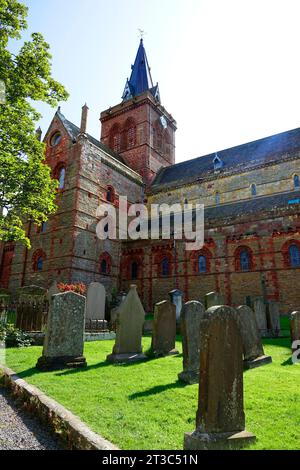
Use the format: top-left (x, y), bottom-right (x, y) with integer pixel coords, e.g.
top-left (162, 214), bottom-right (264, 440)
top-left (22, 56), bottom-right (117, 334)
top-left (122, 39), bottom-right (160, 102)
top-left (151, 127), bottom-right (300, 190)
top-left (204, 190), bottom-right (300, 223)
top-left (56, 109), bottom-right (125, 164)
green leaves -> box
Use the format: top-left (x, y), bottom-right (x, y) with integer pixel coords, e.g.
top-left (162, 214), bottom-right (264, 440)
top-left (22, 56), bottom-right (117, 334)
top-left (0, 0), bottom-right (68, 246)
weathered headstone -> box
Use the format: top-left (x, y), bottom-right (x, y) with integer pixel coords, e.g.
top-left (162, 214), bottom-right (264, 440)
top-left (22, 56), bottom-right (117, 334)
top-left (236, 305), bottom-right (272, 370)
top-left (184, 305), bottom-right (256, 450)
top-left (178, 301), bottom-right (206, 384)
top-left (253, 297), bottom-right (268, 337)
top-left (47, 281), bottom-right (59, 302)
top-left (151, 300), bottom-right (178, 357)
top-left (266, 301), bottom-right (281, 337)
top-left (36, 291), bottom-right (87, 370)
top-left (169, 289), bottom-right (183, 321)
top-left (86, 282), bottom-right (106, 321)
top-left (290, 311), bottom-right (300, 352)
top-left (205, 291), bottom-right (225, 310)
top-left (107, 285), bottom-right (146, 363)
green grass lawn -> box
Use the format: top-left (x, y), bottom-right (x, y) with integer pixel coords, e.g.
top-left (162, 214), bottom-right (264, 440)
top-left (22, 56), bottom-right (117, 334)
top-left (2, 332), bottom-right (299, 450)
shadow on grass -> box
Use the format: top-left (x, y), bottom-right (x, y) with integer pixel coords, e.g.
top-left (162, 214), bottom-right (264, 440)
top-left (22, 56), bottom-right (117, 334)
top-left (128, 379), bottom-right (189, 400)
top-left (281, 357), bottom-right (293, 366)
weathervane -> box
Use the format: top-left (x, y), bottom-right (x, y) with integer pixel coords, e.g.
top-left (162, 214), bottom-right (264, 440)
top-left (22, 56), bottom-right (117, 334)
top-left (138, 29), bottom-right (146, 40)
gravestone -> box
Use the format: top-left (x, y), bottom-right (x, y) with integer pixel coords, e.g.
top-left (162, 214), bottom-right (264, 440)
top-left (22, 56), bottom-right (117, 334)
top-left (236, 305), bottom-right (272, 370)
top-left (266, 301), bottom-right (281, 337)
top-left (253, 297), bottom-right (268, 337)
top-left (151, 300), bottom-right (178, 357)
top-left (290, 311), bottom-right (300, 352)
top-left (47, 281), bottom-right (59, 302)
top-left (178, 301), bottom-right (206, 384)
top-left (205, 291), bottom-right (225, 310)
top-left (169, 290), bottom-right (183, 321)
top-left (107, 285), bottom-right (146, 363)
top-left (36, 291), bottom-right (87, 370)
top-left (184, 305), bottom-right (256, 450)
top-left (86, 282), bottom-right (106, 321)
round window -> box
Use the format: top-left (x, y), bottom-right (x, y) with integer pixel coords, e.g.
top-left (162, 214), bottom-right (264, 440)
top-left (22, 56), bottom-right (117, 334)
top-left (50, 132), bottom-right (62, 147)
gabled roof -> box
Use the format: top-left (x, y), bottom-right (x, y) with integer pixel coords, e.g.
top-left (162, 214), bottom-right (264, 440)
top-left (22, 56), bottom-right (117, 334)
top-left (151, 127), bottom-right (300, 190)
top-left (122, 39), bottom-right (160, 102)
top-left (55, 109), bottom-right (125, 164)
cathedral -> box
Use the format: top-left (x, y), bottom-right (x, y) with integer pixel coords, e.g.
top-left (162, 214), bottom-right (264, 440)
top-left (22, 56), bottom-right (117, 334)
top-left (1, 39), bottom-right (300, 313)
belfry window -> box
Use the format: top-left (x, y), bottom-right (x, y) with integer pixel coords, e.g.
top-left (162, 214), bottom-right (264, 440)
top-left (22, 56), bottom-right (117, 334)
top-left (101, 259), bottom-right (107, 274)
top-left (162, 257), bottom-right (170, 276)
top-left (37, 257), bottom-right (43, 272)
top-left (58, 167), bottom-right (65, 189)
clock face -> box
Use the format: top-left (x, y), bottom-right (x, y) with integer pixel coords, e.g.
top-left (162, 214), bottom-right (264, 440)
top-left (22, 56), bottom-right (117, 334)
top-left (160, 116), bottom-right (167, 129)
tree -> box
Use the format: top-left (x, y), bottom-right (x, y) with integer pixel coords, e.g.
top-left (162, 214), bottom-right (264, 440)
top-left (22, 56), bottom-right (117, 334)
top-left (0, 0), bottom-right (69, 247)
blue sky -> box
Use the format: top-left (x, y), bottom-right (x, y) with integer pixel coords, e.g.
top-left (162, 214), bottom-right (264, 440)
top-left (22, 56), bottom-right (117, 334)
top-left (17, 0), bottom-right (300, 162)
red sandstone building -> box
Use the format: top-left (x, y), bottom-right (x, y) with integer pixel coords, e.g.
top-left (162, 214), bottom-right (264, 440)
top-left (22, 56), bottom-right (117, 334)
top-left (1, 40), bottom-right (300, 313)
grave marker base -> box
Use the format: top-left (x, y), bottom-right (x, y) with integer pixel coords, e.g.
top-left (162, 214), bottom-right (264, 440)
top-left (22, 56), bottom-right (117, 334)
top-left (36, 355), bottom-right (87, 371)
top-left (178, 370), bottom-right (199, 385)
top-left (184, 430), bottom-right (256, 450)
top-left (106, 353), bottom-right (147, 364)
top-left (152, 348), bottom-right (179, 358)
top-left (244, 355), bottom-right (272, 370)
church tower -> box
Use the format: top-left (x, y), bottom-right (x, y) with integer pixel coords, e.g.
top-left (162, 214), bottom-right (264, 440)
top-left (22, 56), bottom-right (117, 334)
top-left (100, 39), bottom-right (177, 186)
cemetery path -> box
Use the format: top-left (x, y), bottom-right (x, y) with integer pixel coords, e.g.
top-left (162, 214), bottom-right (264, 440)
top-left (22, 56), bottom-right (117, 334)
top-left (0, 388), bottom-right (63, 450)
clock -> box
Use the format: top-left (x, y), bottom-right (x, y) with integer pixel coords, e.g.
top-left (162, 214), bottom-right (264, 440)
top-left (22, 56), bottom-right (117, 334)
top-left (160, 115), bottom-right (167, 129)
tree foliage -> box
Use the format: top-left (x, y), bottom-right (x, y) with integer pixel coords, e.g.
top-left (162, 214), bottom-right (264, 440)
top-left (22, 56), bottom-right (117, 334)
top-left (0, 0), bottom-right (69, 246)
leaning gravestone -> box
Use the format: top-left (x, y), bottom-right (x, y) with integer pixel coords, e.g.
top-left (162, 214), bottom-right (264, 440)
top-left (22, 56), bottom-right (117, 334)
top-left (169, 290), bottom-right (183, 321)
top-left (236, 305), bottom-right (272, 370)
top-left (107, 285), bottom-right (146, 363)
top-left (266, 301), bottom-right (281, 337)
top-left (290, 311), bottom-right (300, 352)
top-left (253, 297), bottom-right (268, 337)
top-left (205, 291), bottom-right (225, 310)
top-left (36, 291), bottom-right (87, 370)
top-left (47, 281), bottom-right (59, 302)
top-left (184, 305), bottom-right (256, 450)
top-left (86, 282), bottom-right (106, 320)
top-left (151, 300), bottom-right (178, 357)
top-left (178, 301), bottom-right (206, 384)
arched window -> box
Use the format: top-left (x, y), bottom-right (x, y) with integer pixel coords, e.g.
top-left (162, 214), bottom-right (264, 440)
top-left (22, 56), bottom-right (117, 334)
top-left (109, 124), bottom-right (121, 153)
top-left (294, 175), bottom-right (300, 189)
top-left (240, 249), bottom-right (250, 271)
top-left (58, 167), bottom-right (65, 189)
top-left (289, 244), bottom-right (300, 267)
top-left (215, 192), bottom-right (220, 205)
top-left (251, 184), bottom-right (257, 197)
top-left (37, 257), bottom-right (43, 271)
top-left (123, 119), bottom-right (136, 149)
top-left (198, 255), bottom-right (207, 273)
top-left (32, 250), bottom-right (46, 272)
top-left (41, 222), bottom-right (47, 233)
top-left (106, 186), bottom-right (115, 203)
top-left (100, 259), bottom-right (107, 274)
top-left (131, 262), bottom-right (138, 280)
top-left (162, 257), bottom-right (170, 276)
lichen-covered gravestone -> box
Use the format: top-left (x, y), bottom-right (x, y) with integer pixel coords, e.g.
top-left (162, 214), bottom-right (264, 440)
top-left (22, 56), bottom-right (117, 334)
top-left (266, 301), bottom-right (281, 337)
top-left (151, 300), bottom-right (178, 357)
top-left (86, 282), bottom-right (106, 321)
top-left (178, 301), bottom-right (206, 384)
top-left (107, 285), bottom-right (146, 364)
top-left (236, 305), bottom-right (272, 370)
top-left (184, 306), bottom-right (256, 450)
top-left (253, 297), bottom-right (268, 337)
top-left (290, 311), bottom-right (300, 352)
top-left (36, 291), bottom-right (87, 371)
top-left (169, 290), bottom-right (183, 321)
top-left (204, 291), bottom-right (225, 310)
